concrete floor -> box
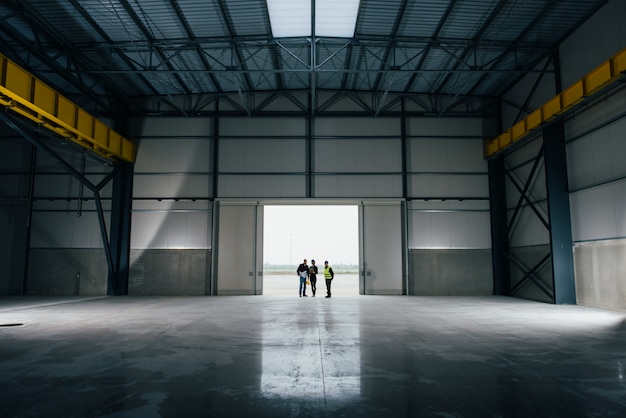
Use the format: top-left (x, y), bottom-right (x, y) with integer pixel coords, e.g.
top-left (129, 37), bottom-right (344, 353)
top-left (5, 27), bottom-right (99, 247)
top-left (1, 295), bottom-right (625, 418)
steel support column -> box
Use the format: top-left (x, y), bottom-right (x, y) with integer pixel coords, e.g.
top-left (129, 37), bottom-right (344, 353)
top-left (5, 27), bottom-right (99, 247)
top-left (488, 158), bottom-right (510, 295)
top-left (107, 162), bottom-right (133, 295)
top-left (543, 121), bottom-right (576, 304)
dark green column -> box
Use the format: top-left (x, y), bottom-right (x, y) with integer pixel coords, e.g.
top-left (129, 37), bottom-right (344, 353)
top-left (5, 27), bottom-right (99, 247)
top-left (543, 122), bottom-right (576, 304)
top-left (488, 158), bottom-right (510, 295)
top-left (108, 162), bottom-right (134, 295)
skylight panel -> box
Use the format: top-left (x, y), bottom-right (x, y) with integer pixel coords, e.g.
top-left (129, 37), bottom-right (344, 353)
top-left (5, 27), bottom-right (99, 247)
top-left (314, 0), bottom-right (360, 37)
top-left (267, 0), bottom-right (360, 38)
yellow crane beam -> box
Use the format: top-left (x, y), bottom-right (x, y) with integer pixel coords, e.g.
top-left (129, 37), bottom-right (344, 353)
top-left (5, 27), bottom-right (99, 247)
top-left (485, 47), bottom-right (626, 158)
top-left (0, 54), bottom-right (135, 163)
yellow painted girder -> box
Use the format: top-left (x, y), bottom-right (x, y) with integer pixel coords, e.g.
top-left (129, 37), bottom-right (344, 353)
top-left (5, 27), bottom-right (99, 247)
top-left (485, 47), bottom-right (626, 158)
top-left (0, 54), bottom-right (135, 163)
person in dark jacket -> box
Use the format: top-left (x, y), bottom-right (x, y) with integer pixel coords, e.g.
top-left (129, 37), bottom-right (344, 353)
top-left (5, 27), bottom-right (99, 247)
top-left (324, 260), bottom-right (334, 298)
top-left (308, 259), bottom-right (318, 297)
top-left (296, 258), bottom-right (309, 297)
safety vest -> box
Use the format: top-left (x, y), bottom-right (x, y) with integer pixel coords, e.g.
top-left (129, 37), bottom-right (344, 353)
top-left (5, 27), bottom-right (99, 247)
top-left (324, 266), bottom-right (333, 280)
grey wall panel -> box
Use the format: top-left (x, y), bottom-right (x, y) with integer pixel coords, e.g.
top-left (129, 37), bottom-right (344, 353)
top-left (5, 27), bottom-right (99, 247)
top-left (408, 211), bottom-right (491, 249)
top-left (407, 117), bottom-right (484, 136)
top-left (220, 117), bottom-right (306, 136)
top-left (314, 175), bottom-right (402, 198)
top-left (314, 138), bottom-right (401, 172)
top-left (574, 239), bottom-right (626, 311)
top-left (315, 117), bottom-right (400, 136)
top-left (129, 249), bottom-right (210, 295)
top-left (134, 138), bottom-right (211, 173)
top-left (219, 138), bottom-right (305, 172)
top-left (408, 173), bottom-right (488, 198)
top-left (570, 180), bottom-right (626, 242)
top-left (408, 138), bottom-right (487, 172)
top-left (218, 175), bottom-right (306, 198)
top-left (30, 212), bottom-right (106, 248)
top-left (27, 248), bottom-right (107, 296)
top-left (408, 249), bottom-right (492, 296)
top-left (559, 0), bottom-right (626, 87)
top-left (128, 117), bottom-right (212, 137)
top-left (567, 116), bottom-right (626, 190)
top-left (131, 211), bottom-right (210, 249)
top-left (133, 174), bottom-right (211, 198)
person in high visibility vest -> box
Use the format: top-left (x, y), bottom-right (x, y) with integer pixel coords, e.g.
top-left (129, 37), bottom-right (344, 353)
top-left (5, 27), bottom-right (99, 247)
top-left (323, 260), bottom-right (334, 298)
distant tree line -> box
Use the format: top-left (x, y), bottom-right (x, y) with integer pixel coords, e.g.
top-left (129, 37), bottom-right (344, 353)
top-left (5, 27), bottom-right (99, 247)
top-left (264, 262), bottom-right (358, 273)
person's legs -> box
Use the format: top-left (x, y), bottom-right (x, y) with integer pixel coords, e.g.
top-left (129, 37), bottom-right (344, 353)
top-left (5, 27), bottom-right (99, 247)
top-left (311, 277), bottom-right (316, 296)
top-left (300, 276), bottom-right (308, 296)
top-left (325, 279), bottom-right (331, 297)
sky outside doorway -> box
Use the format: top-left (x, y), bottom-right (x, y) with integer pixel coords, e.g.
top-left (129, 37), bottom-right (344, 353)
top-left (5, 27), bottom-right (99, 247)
top-left (263, 205), bottom-right (359, 295)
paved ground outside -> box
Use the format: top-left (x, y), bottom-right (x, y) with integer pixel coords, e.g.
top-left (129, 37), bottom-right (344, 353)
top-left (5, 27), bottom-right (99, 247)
top-left (262, 273), bottom-right (359, 296)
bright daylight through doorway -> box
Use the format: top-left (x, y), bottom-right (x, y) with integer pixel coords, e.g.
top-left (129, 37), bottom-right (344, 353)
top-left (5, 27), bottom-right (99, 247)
top-left (263, 205), bottom-right (359, 296)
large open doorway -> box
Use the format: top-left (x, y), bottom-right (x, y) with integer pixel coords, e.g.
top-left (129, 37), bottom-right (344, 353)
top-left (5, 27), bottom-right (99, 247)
top-left (263, 205), bottom-right (359, 296)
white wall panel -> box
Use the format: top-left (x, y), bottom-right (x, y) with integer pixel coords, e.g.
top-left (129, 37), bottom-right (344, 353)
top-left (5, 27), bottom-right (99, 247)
top-left (408, 212), bottom-right (491, 249)
top-left (128, 117), bottom-right (212, 137)
top-left (570, 180), bottom-right (626, 242)
top-left (131, 211), bottom-right (210, 249)
top-left (314, 138), bottom-right (401, 172)
top-left (218, 175), bottom-right (305, 198)
top-left (220, 117), bottom-right (306, 136)
top-left (135, 138), bottom-right (211, 173)
top-left (314, 175), bottom-right (402, 198)
top-left (219, 138), bottom-right (304, 172)
top-left (315, 117), bottom-right (399, 136)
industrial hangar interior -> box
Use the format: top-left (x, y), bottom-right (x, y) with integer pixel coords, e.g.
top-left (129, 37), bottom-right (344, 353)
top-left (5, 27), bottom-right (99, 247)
top-left (1, 0), bottom-right (626, 416)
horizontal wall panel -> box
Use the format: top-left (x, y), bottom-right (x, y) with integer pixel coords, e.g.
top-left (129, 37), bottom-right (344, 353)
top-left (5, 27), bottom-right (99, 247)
top-left (408, 138), bottom-right (487, 172)
top-left (129, 249), bottom-right (210, 295)
top-left (314, 175), bottom-right (402, 198)
top-left (0, 174), bottom-right (31, 197)
top-left (574, 239), bottom-right (626, 311)
top-left (219, 138), bottom-right (305, 173)
top-left (409, 211), bottom-right (491, 249)
top-left (220, 117), bottom-right (306, 136)
top-left (30, 212), bottom-right (106, 248)
top-left (131, 211), bottom-right (210, 249)
top-left (567, 116), bottom-right (626, 190)
top-left (218, 174), bottom-right (306, 198)
top-left (408, 173), bottom-right (488, 198)
top-left (133, 174), bottom-right (211, 199)
top-left (409, 249), bottom-right (493, 295)
top-left (407, 117), bottom-right (484, 136)
top-left (134, 138), bottom-right (212, 173)
top-left (570, 179), bottom-right (626, 242)
top-left (314, 138), bottom-right (401, 172)
top-left (314, 117), bottom-right (400, 136)
top-left (128, 117), bottom-right (212, 137)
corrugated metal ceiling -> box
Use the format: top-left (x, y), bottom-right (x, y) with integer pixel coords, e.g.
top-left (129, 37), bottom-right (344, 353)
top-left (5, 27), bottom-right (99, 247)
top-left (0, 0), bottom-right (610, 118)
